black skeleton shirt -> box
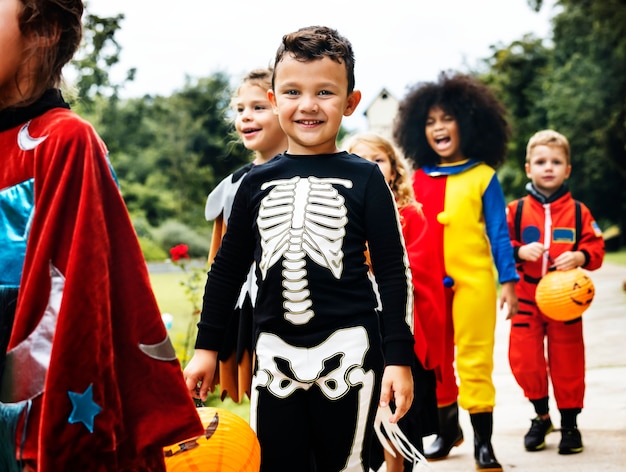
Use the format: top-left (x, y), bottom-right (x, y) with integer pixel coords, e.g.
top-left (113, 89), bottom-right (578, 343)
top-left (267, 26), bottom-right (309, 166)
top-left (196, 152), bottom-right (415, 367)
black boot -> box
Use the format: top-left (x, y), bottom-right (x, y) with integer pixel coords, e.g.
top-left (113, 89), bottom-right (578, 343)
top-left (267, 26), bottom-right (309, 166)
top-left (424, 401), bottom-right (464, 460)
top-left (470, 412), bottom-right (502, 471)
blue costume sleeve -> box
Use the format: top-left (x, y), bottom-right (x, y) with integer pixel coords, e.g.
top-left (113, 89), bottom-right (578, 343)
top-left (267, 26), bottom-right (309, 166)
top-left (482, 175), bottom-right (519, 284)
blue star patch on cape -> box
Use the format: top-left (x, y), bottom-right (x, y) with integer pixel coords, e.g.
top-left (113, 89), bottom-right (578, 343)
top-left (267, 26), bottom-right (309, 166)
top-left (68, 383), bottom-right (101, 433)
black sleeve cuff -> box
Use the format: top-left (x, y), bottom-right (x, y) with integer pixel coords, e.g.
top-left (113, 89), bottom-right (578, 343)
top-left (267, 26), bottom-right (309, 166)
top-left (514, 246), bottom-right (523, 263)
top-left (383, 339), bottom-right (415, 367)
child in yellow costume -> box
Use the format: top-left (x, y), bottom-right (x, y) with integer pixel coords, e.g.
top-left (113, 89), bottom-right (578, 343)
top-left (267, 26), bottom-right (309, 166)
top-left (393, 71), bottom-right (519, 471)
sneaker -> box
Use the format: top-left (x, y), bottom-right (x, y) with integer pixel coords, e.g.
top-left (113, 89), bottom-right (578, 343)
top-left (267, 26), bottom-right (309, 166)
top-left (559, 427), bottom-right (583, 455)
top-left (524, 416), bottom-right (553, 451)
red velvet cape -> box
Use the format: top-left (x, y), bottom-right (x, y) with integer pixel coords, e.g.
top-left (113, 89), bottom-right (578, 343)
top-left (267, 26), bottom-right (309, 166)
top-left (0, 107), bottom-right (203, 470)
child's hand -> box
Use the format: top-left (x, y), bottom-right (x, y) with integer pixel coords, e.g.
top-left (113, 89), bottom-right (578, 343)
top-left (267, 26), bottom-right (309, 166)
top-left (553, 251), bottom-right (584, 271)
top-left (379, 365), bottom-right (413, 423)
top-left (519, 242), bottom-right (545, 261)
top-left (500, 281), bottom-right (519, 320)
top-left (183, 349), bottom-right (218, 402)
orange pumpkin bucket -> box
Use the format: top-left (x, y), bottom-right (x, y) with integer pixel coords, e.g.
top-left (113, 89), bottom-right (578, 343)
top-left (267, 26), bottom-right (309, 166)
top-left (164, 407), bottom-right (261, 471)
top-left (535, 268), bottom-right (595, 321)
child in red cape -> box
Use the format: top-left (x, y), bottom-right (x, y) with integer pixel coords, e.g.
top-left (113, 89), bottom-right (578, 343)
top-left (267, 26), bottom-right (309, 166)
top-left (0, 1), bottom-right (203, 470)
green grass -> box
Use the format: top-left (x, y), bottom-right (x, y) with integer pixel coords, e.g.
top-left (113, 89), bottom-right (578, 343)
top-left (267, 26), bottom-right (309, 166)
top-left (149, 270), bottom-right (250, 422)
top-left (605, 248), bottom-right (626, 266)
top-left (149, 272), bottom-right (197, 364)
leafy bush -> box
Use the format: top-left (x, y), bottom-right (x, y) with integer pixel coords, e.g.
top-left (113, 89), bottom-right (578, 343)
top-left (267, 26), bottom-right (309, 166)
top-left (138, 236), bottom-right (168, 261)
top-left (132, 215), bottom-right (156, 239)
top-left (152, 219), bottom-right (212, 258)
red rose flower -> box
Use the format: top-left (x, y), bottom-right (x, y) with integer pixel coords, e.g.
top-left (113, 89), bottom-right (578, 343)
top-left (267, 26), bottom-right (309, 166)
top-left (170, 244), bottom-right (190, 262)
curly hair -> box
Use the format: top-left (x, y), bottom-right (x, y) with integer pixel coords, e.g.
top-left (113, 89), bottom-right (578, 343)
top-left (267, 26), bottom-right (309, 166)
top-left (342, 132), bottom-right (416, 210)
top-left (272, 25), bottom-right (356, 94)
top-left (393, 71), bottom-right (511, 169)
top-left (14, 0), bottom-right (83, 106)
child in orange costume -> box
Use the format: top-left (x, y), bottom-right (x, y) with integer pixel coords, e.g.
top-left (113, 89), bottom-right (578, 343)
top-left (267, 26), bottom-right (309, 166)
top-left (345, 132), bottom-right (445, 472)
top-left (507, 129), bottom-right (604, 455)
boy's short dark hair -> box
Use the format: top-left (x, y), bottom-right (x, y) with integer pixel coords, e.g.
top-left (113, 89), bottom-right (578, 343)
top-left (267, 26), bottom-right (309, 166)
top-left (272, 25), bottom-right (356, 95)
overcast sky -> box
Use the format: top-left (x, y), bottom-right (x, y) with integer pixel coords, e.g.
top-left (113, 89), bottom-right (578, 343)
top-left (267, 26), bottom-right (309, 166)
top-left (84, 0), bottom-right (556, 132)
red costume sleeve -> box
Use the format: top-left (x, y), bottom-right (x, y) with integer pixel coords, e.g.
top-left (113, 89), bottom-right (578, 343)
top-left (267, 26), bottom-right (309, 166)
top-left (578, 202), bottom-right (604, 271)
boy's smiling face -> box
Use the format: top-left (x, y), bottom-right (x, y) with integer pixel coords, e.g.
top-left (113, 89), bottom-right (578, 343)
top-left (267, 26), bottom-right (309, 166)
top-left (525, 144), bottom-right (572, 197)
top-left (268, 54), bottom-right (361, 155)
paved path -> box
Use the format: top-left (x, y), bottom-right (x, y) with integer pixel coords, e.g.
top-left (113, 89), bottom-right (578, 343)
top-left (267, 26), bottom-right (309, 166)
top-left (414, 261), bottom-right (626, 471)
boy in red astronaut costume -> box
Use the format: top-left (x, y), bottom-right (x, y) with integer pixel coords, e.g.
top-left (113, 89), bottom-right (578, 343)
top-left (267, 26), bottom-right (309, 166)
top-left (507, 129), bottom-right (604, 455)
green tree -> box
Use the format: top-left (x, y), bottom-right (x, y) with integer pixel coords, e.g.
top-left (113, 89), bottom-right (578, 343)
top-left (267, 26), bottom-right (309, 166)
top-left (545, 0), bottom-right (626, 235)
top-left (84, 74), bottom-right (251, 229)
top-left (482, 0), bottom-right (626, 242)
top-left (70, 7), bottom-right (250, 232)
top-left (480, 35), bottom-right (552, 201)
top-left (71, 7), bottom-right (135, 110)
top-left (139, 74), bottom-right (249, 227)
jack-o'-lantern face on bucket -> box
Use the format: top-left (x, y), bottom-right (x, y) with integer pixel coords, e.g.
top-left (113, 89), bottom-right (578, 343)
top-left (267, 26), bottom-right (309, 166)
top-left (163, 407), bottom-right (260, 471)
top-left (535, 268), bottom-right (595, 321)
top-left (571, 276), bottom-right (595, 308)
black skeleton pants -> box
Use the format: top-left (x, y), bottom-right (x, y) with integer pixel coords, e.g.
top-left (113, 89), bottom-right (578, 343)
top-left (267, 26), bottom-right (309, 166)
top-left (250, 321), bottom-right (384, 472)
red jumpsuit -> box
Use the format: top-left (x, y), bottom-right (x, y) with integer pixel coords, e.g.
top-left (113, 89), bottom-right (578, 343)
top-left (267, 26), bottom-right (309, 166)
top-left (506, 185), bottom-right (604, 409)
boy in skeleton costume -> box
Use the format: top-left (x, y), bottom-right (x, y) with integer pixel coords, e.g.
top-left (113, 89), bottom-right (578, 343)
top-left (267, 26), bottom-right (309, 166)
top-left (184, 26), bottom-right (416, 471)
